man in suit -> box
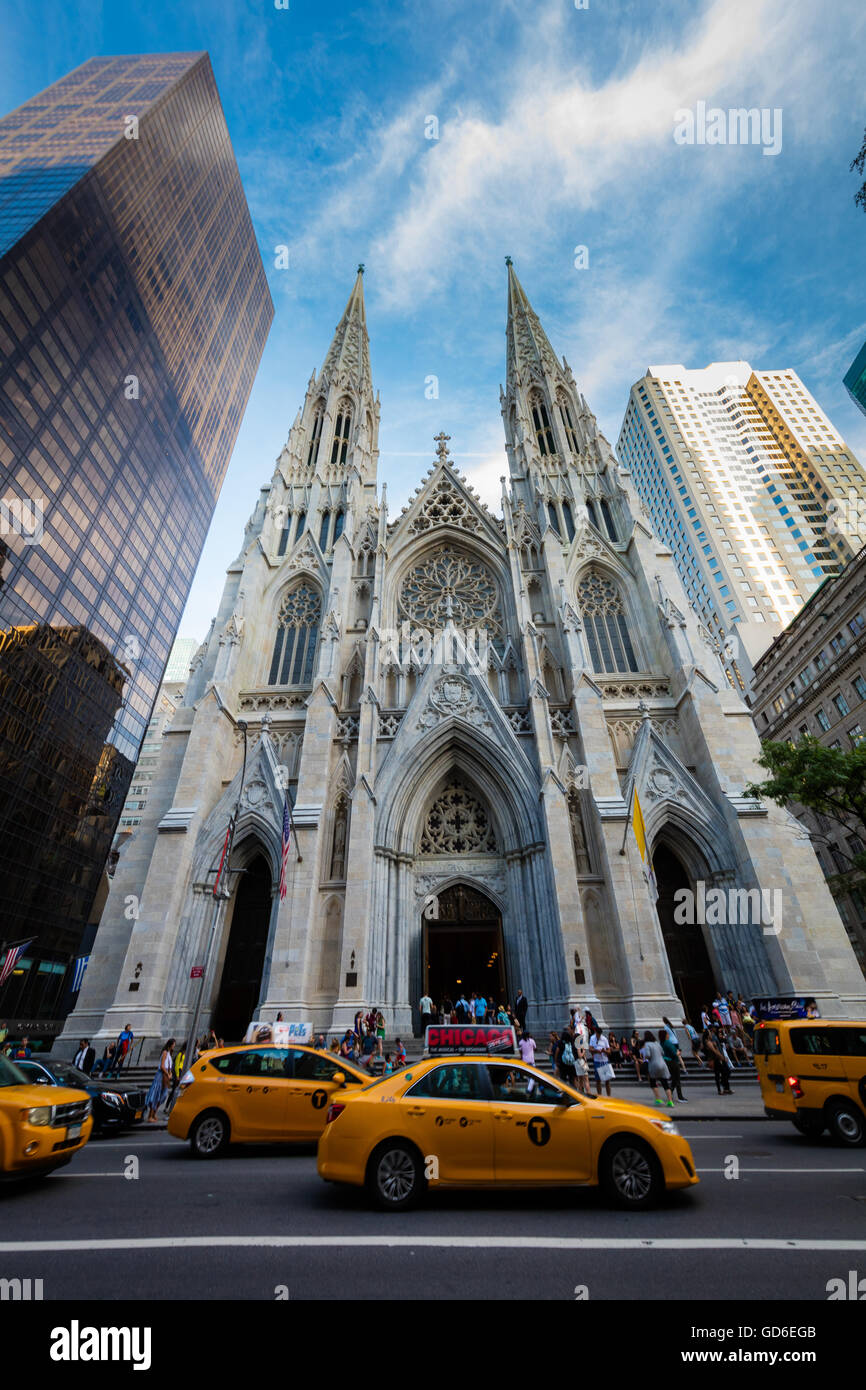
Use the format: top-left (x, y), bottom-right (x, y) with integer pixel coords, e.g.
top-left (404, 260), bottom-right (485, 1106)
top-left (73, 1038), bottom-right (96, 1074)
top-left (514, 989), bottom-right (528, 1031)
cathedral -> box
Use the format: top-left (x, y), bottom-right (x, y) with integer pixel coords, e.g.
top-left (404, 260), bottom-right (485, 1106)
top-left (60, 264), bottom-right (866, 1061)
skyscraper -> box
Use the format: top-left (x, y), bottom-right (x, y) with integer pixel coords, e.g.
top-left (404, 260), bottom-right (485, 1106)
top-left (844, 340), bottom-right (866, 420)
top-left (0, 54), bottom-right (273, 1038)
top-left (617, 363), bottom-right (865, 692)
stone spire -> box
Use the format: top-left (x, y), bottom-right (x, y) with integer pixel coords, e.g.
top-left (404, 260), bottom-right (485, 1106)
top-left (319, 264), bottom-right (372, 395)
top-left (505, 258), bottom-right (562, 391)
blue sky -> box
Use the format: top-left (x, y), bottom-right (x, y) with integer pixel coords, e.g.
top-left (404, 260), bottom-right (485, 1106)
top-left (2, 0), bottom-right (865, 643)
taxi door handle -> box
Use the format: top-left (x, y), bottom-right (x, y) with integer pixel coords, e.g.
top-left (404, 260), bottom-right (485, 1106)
top-left (406, 1106), bottom-right (425, 1117)
top-left (494, 1109), bottom-right (511, 1121)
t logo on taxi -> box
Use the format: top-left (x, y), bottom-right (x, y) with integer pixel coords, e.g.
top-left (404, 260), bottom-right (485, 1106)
top-left (528, 1118), bottom-right (550, 1146)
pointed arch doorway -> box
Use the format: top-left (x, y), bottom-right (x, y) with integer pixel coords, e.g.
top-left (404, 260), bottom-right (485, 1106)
top-left (211, 853), bottom-right (273, 1043)
top-left (423, 883), bottom-right (506, 1010)
top-left (652, 843), bottom-right (716, 1026)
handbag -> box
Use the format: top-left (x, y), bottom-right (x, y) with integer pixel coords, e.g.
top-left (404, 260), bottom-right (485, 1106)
top-left (597, 1062), bottom-right (615, 1083)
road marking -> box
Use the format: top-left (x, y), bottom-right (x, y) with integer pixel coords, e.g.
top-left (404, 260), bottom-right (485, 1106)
top-left (696, 1167), bottom-right (864, 1174)
top-left (2, 1235), bottom-right (866, 1253)
top-left (680, 1134), bottom-right (744, 1139)
top-left (48, 1172), bottom-right (131, 1179)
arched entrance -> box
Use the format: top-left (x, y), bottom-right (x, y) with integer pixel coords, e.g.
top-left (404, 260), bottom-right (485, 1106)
top-left (423, 883), bottom-right (506, 1013)
top-left (652, 844), bottom-right (716, 1026)
top-left (211, 853), bottom-right (272, 1043)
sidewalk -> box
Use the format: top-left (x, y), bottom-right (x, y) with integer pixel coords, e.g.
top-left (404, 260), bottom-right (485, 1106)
top-left (594, 1077), bottom-right (768, 1120)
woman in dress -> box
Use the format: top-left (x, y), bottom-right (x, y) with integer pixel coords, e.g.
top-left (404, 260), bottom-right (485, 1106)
top-left (630, 1029), bottom-right (643, 1083)
top-left (145, 1039), bottom-right (175, 1122)
top-left (640, 1031), bottom-right (674, 1108)
top-left (375, 1009), bottom-right (386, 1042)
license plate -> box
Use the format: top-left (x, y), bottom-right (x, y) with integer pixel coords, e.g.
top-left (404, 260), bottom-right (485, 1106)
top-left (66, 1124), bottom-right (82, 1140)
top-left (775, 1081), bottom-right (784, 1093)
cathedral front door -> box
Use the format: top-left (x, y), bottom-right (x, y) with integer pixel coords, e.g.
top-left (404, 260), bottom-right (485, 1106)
top-left (422, 883), bottom-right (506, 1014)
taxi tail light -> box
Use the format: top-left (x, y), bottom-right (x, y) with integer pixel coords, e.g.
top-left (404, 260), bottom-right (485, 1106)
top-left (325, 1102), bottom-right (346, 1124)
top-left (787, 1075), bottom-right (804, 1099)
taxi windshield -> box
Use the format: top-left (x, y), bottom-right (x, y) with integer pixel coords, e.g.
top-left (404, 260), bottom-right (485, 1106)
top-left (0, 1053), bottom-right (28, 1087)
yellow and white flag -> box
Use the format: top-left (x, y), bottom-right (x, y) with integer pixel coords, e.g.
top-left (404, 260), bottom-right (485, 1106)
top-left (631, 787), bottom-right (658, 900)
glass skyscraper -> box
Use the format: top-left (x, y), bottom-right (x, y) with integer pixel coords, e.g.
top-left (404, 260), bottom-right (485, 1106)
top-left (0, 54), bottom-right (273, 1036)
top-left (844, 340), bottom-right (866, 420)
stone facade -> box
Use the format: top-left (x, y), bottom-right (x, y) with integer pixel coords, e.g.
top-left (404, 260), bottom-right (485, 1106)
top-left (59, 265), bottom-right (866, 1062)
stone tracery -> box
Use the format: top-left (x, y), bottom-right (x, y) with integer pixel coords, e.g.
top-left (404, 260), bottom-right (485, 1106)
top-left (418, 778), bottom-right (498, 854)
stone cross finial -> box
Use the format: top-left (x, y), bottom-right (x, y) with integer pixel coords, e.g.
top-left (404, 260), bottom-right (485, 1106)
top-left (357, 263), bottom-right (365, 275)
top-left (434, 432), bottom-right (451, 464)
top-left (505, 255), bottom-right (513, 266)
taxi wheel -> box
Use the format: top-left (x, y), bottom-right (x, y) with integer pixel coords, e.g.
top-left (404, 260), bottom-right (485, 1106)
top-left (600, 1137), bottom-right (663, 1210)
top-left (366, 1141), bottom-right (423, 1212)
top-left (826, 1103), bottom-right (865, 1147)
top-left (190, 1110), bottom-right (230, 1159)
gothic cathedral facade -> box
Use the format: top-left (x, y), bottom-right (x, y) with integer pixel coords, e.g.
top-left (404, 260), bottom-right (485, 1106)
top-left (61, 265), bottom-right (866, 1059)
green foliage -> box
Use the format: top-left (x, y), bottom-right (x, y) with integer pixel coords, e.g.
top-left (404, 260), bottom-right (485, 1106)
top-left (746, 736), bottom-right (866, 872)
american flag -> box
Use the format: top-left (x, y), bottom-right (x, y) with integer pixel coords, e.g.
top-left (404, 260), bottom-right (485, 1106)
top-left (71, 955), bottom-right (90, 993)
top-left (279, 794), bottom-right (292, 900)
top-left (0, 940), bottom-right (33, 989)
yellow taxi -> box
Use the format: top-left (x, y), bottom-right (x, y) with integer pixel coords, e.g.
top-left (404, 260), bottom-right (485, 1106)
top-left (0, 1052), bottom-right (93, 1180)
top-left (168, 1042), bottom-right (372, 1157)
top-left (316, 1053), bottom-right (699, 1210)
top-left (753, 1019), bottom-right (866, 1145)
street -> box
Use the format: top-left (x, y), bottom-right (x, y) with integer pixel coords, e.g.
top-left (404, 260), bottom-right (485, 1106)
top-left (2, 1119), bottom-right (865, 1301)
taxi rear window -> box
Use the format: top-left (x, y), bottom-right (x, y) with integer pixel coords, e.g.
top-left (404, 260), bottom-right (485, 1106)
top-left (753, 1027), bottom-right (781, 1056)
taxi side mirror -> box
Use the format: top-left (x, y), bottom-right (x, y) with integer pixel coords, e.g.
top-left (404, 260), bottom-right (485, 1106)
top-left (332, 1072), bottom-right (346, 1087)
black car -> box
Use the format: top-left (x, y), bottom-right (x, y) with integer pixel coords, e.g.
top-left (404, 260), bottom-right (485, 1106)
top-left (15, 1059), bottom-right (146, 1134)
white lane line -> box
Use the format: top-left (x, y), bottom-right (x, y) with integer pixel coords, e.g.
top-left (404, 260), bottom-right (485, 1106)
top-left (696, 1167), bottom-right (864, 1174)
top-left (91, 1141), bottom-right (177, 1148)
top-left (48, 1172), bottom-right (130, 1179)
top-left (680, 1134), bottom-right (744, 1139)
top-left (2, 1235), bottom-right (866, 1253)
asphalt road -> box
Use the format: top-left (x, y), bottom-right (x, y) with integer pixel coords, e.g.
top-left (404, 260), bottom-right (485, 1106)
top-left (2, 1120), bottom-right (865, 1301)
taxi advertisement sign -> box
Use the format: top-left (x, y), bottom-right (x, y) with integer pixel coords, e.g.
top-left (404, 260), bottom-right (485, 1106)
top-left (425, 1024), bottom-right (517, 1055)
top-left (243, 1020), bottom-right (314, 1045)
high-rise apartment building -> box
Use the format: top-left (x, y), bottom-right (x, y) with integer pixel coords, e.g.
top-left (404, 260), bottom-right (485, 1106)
top-left (617, 362), bottom-right (865, 691)
top-left (0, 54), bottom-right (273, 1038)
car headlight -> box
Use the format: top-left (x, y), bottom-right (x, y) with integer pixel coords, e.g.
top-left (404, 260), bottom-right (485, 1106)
top-left (652, 1120), bottom-right (679, 1136)
top-left (27, 1106), bottom-right (54, 1126)
top-left (102, 1092), bottom-right (123, 1106)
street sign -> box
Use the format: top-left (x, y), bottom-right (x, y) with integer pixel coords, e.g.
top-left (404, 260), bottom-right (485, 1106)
top-left (189, 966), bottom-right (204, 979)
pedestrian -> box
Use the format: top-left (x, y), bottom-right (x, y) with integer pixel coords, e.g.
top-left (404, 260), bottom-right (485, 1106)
top-left (473, 992), bottom-right (487, 1023)
top-left (114, 1022), bottom-right (135, 1074)
top-left (0, 1021), bottom-right (7, 1050)
top-left (382, 1052), bottom-right (394, 1077)
top-left (640, 1031), bottom-right (674, 1107)
top-left (12, 1035), bottom-right (31, 1060)
top-left (419, 990), bottom-right (435, 1035)
top-left (340, 1029), bottom-right (355, 1061)
top-left (394, 1037), bottom-right (407, 1067)
top-left (513, 988), bottom-right (528, 1031)
top-left (146, 1039), bottom-right (175, 1121)
top-left (704, 1027), bottom-right (733, 1095)
top-left (714, 993), bottom-right (732, 1028)
top-left (518, 1031), bottom-right (536, 1066)
top-left (353, 1011), bottom-right (365, 1042)
top-left (557, 1028), bottom-right (577, 1088)
top-left (455, 992), bottom-right (470, 1023)
top-left (73, 1039), bottom-right (96, 1074)
top-left (572, 1028), bottom-right (590, 1095)
top-left (165, 1041), bottom-right (187, 1115)
top-left (375, 1009), bottom-right (386, 1041)
top-left (548, 1031), bottom-right (560, 1077)
top-left (608, 1032), bottom-right (621, 1067)
top-left (589, 1025), bottom-right (613, 1097)
top-left (659, 1027), bottom-right (686, 1102)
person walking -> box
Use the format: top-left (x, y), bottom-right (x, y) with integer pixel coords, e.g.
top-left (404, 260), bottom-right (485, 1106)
top-left (419, 991), bottom-right (435, 1035)
top-left (640, 1031), bottom-right (674, 1108)
top-left (513, 989), bottom-right (528, 1032)
top-left (165, 1041), bottom-right (187, 1115)
top-left (704, 1027), bottom-right (733, 1095)
top-left (455, 992), bottom-right (471, 1023)
top-left (473, 992), bottom-right (487, 1023)
top-left (659, 1027), bottom-right (686, 1102)
top-left (557, 1027), bottom-right (577, 1089)
top-left (682, 1017), bottom-right (705, 1066)
top-left (145, 1039), bottom-right (175, 1122)
top-left (518, 1031), bottom-right (536, 1067)
top-left (113, 1023), bottom-right (135, 1076)
top-left (630, 1028), bottom-right (643, 1084)
top-left (589, 1025), bottom-right (613, 1097)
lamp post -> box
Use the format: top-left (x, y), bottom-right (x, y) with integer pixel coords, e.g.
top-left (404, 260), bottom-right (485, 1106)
top-left (183, 720), bottom-right (249, 1070)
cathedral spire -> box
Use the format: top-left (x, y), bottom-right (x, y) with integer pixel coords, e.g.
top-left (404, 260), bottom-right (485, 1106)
top-left (505, 258), bottom-right (561, 387)
top-left (319, 264), bottom-right (372, 392)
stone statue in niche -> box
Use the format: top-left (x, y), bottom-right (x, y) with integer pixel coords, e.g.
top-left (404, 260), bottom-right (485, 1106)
top-left (330, 798), bottom-right (349, 879)
top-left (568, 792), bottom-right (591, 874)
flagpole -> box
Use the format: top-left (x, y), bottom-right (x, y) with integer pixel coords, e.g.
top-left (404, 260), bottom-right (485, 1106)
top-left (619, 780), bottom-right (635, 855)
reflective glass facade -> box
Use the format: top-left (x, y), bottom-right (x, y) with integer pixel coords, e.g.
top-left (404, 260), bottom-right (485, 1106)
top-left (0, 54), bottom-right (273, 1036)
top-left (844, 340), bottom-right (866, 420)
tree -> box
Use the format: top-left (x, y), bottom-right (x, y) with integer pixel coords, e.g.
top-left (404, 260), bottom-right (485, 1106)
top-left (745, 735), bottom-right (866, 872)
top-left (851, 127), bottom-right (866, 215)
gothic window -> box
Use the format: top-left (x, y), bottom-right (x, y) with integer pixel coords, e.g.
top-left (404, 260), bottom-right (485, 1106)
top-left (418, 779), bottom-right (498, 854)
top-left (600, 498), bottom-right (618, 542)
top-left (268, 583), bottom-right (321, 686)
top-left (330, 408), bottom-right (352, 466)
top-left (399, 545), bottom-right (504, 648)
top-left (562, 500), bottom-right (575, 541)
top-left (319, 510), bottom-right (331, 550)
top-left (329, 795), bottom-right (350, 880)
top-left (277, 513), bottom-right (292, 557)
top-left (295, 509), bottom-right (306, 540)
top-left (577, 570), bottom-right (639, 674)
top-left (560, 401), bottom-right (580, 455)
top-left (307, 410), bottom-right (323, 468)
top-left (531, 398), bottom-right (556, 456)
top-left (586, 499), bottom-right (599, 529)
top-left (548, 502), bottom-right (560, 534)
top-left (333, 509), bottom-right (344, 543)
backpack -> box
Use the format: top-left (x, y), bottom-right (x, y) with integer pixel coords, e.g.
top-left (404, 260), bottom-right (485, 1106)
top-left (561, 1041), bottom-right (575, 1067)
